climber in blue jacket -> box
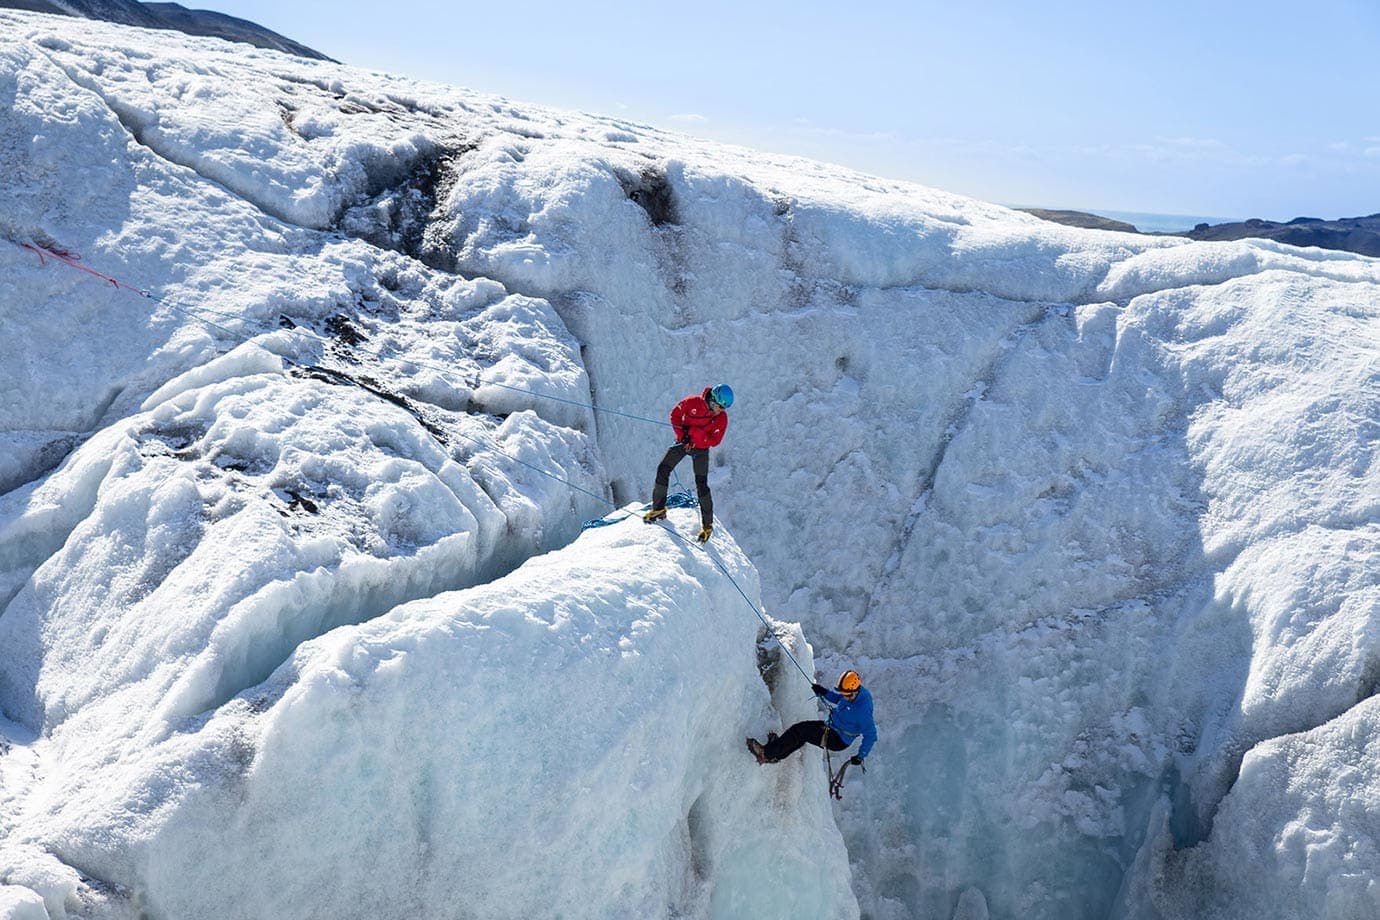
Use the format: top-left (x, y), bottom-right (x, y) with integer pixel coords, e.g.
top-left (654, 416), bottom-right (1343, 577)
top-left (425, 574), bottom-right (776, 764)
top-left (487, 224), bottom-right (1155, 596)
top-left (747, 669), bottom-right (876, 766)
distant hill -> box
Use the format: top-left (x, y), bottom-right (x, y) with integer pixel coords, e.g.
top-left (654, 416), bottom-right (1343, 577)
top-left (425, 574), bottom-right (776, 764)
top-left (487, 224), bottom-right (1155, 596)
top-left (1025, 208), bottom-right (1380, 258)
top-left (1, 0), bottom-right (333, 60)
top-left (1179, 214), bottom-right (1380, 257)
top-left (1019, 209), bottom-right (1139, 234)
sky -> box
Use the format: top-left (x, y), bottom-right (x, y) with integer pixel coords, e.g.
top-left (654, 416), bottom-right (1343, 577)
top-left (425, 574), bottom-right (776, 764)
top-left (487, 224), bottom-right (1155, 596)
top-left (186, 0), bottom-right (1380, 221)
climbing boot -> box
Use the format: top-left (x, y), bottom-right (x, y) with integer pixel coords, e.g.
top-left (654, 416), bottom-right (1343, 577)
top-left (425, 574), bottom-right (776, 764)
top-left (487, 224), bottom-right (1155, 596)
top-left (746, 737), bottom-right (767, 764)
top-left (643, 507), bottom-right (667, 523)
top-left (696, 525), bottom-right (713, 543)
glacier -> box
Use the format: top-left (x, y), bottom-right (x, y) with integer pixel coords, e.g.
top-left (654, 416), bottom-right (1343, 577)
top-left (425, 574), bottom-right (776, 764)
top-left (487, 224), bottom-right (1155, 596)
top-left (1, 9), bottom-right (1378, 920)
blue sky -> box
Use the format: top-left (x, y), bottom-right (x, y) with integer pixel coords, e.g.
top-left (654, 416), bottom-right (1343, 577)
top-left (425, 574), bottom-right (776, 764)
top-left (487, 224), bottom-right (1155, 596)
top-left (194, 0), bottom-right (1380, 220)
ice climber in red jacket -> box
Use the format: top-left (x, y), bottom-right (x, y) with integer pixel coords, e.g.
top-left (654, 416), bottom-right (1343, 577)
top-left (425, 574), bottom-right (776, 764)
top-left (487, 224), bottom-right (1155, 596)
top-left (643, 384), bottom-right (734, 542)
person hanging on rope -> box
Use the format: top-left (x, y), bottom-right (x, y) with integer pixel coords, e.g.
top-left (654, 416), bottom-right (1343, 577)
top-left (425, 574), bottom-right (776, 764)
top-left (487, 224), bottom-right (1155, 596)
top-left (747, 669), bottom-right (876, 767)
top-left (643, 383), bottom-right (734, 542)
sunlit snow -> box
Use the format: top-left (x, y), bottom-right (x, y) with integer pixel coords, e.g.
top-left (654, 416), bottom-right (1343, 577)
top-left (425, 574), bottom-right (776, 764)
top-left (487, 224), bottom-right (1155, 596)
top-left (1, 9), bottom-right (1378, 920)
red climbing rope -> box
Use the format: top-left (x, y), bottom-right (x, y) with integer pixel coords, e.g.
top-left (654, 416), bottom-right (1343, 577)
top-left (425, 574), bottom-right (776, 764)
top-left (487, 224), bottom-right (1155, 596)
top-left (16, 241), bottom-right (151, 297)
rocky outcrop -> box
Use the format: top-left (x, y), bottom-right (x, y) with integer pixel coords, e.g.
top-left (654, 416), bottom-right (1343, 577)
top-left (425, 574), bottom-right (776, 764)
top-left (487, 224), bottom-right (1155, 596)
top-left (1019, 208), bottom-right (1139, 233)
top-left (1179, 214), bottom-right (1380, 257)
top-left (1027, 208), bottom-right (1380, 258)
top-left (0, 0), bottom-right (332, 60)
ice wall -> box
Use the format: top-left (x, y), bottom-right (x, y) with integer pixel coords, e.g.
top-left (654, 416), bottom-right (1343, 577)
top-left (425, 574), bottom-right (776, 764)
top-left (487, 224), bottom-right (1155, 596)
top-left (0, 14), bottom-right (856, 918)
top-left (2, 10), bottom-right (1379, 920)
top-left (421, 100), bottom-right (1380, 920)
top-left (17, 509), bottom-right (855, 920)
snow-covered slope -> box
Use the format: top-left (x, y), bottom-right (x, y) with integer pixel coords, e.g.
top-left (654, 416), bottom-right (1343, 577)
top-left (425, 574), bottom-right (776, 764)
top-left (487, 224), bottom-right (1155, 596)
top-left (9, 498), bottom-right (853, 919)
top-left (1, 10), bottom-right (1378, 920)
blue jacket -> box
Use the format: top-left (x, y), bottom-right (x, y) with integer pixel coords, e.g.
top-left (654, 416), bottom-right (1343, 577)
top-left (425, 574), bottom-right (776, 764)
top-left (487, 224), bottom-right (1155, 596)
top-left (824, 686), bottom-right (877, 759)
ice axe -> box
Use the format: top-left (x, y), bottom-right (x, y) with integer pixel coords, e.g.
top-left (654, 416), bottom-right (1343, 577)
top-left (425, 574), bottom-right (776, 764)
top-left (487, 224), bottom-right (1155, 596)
top-left (829, 757), bottom-right (864, 799)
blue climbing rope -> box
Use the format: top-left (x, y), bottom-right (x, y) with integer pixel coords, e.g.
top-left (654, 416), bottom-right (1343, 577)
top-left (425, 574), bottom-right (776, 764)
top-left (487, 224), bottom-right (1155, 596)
top-left (581, 488), bottom-right (697, 530)
top-left (479, 379), bottom-right (668, 428)
top-left (704, 545), bottom-right (815, 685)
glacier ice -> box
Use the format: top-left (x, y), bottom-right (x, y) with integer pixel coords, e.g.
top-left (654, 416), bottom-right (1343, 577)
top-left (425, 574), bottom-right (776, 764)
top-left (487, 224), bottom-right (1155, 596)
top-left (1, 8), bottom-right (1379, 920)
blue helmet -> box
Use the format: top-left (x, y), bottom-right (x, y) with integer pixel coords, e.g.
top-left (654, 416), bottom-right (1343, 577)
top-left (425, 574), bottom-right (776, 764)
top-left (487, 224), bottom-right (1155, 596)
top-left (709, 384), bottom-right (734, 409)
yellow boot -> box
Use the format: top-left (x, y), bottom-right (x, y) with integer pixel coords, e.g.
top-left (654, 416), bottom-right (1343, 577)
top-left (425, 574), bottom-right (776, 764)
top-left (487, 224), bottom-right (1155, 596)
top-left (696, 525), bottom-right (713, 543)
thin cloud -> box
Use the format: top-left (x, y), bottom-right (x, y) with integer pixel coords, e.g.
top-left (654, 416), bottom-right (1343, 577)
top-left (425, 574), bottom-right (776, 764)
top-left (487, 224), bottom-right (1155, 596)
top-left (926, 136), bottom-right (1262, 168)
top-left (1152, 136), bottom-right (1232, 151)
top-left (784, 123), bottom-right (902, 145)
top-left (667, 113), bottom-right (709, 124)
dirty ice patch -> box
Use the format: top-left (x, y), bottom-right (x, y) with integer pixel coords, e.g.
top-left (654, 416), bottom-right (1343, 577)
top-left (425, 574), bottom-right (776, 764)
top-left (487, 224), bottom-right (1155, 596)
top-left (0, 360), bottom-right (604, 774)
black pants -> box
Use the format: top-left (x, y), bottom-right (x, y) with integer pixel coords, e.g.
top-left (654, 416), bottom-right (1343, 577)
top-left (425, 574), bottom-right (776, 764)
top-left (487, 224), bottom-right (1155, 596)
top-left (651, 443), bottom-right (712, 528)
top-left (764, 720), bottom-right (850, 762)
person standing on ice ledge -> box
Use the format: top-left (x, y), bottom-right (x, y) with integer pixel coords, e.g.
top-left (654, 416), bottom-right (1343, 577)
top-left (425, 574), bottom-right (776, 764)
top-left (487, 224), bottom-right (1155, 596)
top-left (643, 384), bottom-right (733, 542)
top-left (747, 670), bottom-right (877, 766)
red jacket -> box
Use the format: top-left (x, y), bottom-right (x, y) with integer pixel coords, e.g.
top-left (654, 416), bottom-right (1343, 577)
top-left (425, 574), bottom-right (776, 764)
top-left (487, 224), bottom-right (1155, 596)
top-left (671, 389), bottom-right (729, 449)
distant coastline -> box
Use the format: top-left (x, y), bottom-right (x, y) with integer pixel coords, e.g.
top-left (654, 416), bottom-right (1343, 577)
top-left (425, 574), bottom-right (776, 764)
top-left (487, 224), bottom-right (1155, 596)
top-left (1092, 209), bottom-right (1245, 234)
top-left (1019, 207), bottom-right (1380, 258)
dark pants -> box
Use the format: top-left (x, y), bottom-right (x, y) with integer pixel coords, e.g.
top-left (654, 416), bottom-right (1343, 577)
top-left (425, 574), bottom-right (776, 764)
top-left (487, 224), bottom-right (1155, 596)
top-left (764, 720), bottom-right (850, 762)
top-left (651, 443), bottom-right (712, 528)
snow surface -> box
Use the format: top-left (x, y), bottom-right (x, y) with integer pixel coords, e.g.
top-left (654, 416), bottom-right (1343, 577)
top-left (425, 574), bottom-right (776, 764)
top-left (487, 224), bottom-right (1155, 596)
top-left (1, 9), bottom-right (1379, 920)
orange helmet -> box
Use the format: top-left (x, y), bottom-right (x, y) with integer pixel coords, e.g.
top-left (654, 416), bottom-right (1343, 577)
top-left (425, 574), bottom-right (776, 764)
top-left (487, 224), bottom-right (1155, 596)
top-left (837, 670), bottom-right (862, 693)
